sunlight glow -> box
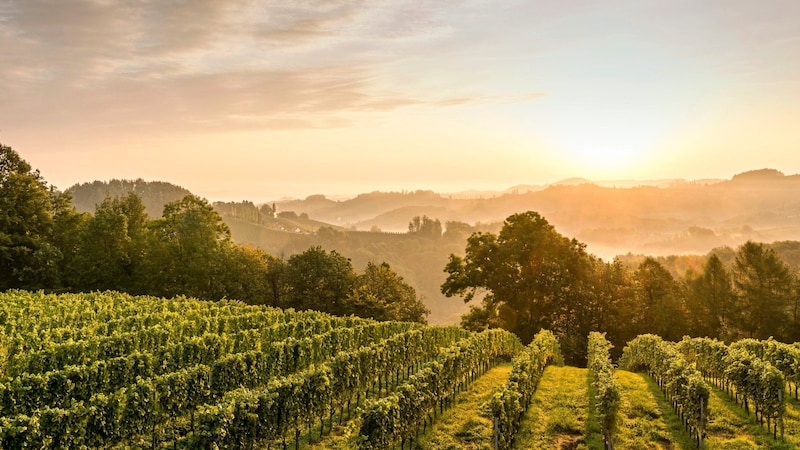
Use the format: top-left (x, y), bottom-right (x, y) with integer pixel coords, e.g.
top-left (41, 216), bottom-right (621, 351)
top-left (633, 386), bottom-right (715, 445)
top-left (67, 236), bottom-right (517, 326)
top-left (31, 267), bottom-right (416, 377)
top-left (538, 103), bottom-right (670, 177)
top-left (557, 123), bottom-right (656, 170)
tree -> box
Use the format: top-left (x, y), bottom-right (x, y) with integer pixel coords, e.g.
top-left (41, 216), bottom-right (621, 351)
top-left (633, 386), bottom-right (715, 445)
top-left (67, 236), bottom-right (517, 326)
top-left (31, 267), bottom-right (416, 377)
top-left (0, 144), bottom-right (59, 289)
top-left (408, 216), bottom-right (442, 239)
top-left (69, 193), bottom-right (148, 291)
top-left (284, 246), bottom-right (356, 315)
top-left (350, 262), bottom-right (429, 323)
top-left (442, 221), bottom-right (473, 242)
top-left (593, 259), bottom-right (636, 359)
top-left (732, 241), bottom-right (794, 340)
top-left (139, 195), bottom-right (231, 299)
top-left (633, 257), bottom-right (685, 341)
top-left (442, 211), bottom-right (598, 362)
top-left (217, 244), bottom-right (281, 305)
top-left (684, 254), bottom-right (737, 339)
top-left (49, 189), bottom-right (90, 287)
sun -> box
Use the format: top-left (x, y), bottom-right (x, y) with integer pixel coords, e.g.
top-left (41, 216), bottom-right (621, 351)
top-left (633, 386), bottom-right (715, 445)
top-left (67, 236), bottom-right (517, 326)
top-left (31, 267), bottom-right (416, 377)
top-left (557, 125), bottom-right (654, 171)
top-left (539, 105), bottom-right (668, 178)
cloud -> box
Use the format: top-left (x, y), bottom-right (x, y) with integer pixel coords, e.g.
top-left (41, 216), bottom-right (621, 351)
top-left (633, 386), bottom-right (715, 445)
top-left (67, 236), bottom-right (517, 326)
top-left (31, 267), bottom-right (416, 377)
top-left (0, 0), bottom-right (540, 136)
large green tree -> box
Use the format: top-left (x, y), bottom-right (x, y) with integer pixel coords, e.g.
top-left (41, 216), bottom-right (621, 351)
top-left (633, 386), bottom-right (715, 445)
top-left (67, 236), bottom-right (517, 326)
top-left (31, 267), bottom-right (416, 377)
top-left (69, 193), bottom-right (148, 291)
top-left (350, 261), bottom-right (429, 323)
top-left (284, 246), bottom-right (357, 315)
top-left (0, 144), bottom-right (60, 289)
top-left (442, 211), bottom-right (599, 361)
top-left (633, 257), bottom-right (685, 341)
top-left (139, 195), bottom-right (231, 299)
top-left (684, 254), bottom-right (737, 339)
top-left (732, 241), bottom-right (794, 340)
top-left (217, 244), bottom-right (281, 306)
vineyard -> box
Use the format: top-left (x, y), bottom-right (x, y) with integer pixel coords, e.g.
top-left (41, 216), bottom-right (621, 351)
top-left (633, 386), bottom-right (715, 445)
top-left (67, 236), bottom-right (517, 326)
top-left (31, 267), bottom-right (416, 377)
top-left (0, 291), bottom-right (799, 449)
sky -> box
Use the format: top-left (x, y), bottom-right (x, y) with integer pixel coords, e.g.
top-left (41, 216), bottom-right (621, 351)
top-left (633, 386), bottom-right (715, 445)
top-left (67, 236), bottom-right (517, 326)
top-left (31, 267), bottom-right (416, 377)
top-left (2, 0), bottom-right (800, 202)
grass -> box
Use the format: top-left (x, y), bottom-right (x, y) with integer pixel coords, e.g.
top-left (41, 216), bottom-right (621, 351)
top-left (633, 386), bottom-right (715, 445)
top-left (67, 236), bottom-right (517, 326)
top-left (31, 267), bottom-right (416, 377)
top-left (413, 363), bottom-right (513, 450)
top-left (617, 370), bottom-right (695, 450)
top-left (702, 384), bottom-right (796, 450)
top-left (782, 391), bottom-right (800, 445)
top-left (513, 365), bottom-right (601, 449)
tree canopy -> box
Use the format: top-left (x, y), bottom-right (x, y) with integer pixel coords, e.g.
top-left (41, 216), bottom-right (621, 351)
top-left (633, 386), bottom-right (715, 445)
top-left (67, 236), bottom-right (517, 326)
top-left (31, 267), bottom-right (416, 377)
top-left (443, 211), bottom-right (800, 363)
top-left (442, 211), bottom-right (602, 361)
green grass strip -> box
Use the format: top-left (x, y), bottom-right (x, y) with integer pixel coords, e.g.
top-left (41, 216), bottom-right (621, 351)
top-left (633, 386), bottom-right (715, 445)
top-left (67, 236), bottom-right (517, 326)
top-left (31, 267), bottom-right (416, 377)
top-left (616, 370), bottom-right (694, 449)
top-left (415, 363), bottom-right (513, 450)
top-left (703, 385), bottom-right (794, 449)
top-left (512, 366), bottom-right (600, 449)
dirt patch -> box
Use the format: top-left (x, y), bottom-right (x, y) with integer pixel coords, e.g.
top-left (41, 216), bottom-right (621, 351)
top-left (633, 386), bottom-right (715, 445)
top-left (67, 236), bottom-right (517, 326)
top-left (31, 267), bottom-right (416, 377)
top-left (552, 436), bottom-right (581, 450)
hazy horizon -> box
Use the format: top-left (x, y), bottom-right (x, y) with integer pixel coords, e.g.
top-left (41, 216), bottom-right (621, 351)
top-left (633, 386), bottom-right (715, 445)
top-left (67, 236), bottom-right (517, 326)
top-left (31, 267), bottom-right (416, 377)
top-left (3, 1), bottom-right (800, 201)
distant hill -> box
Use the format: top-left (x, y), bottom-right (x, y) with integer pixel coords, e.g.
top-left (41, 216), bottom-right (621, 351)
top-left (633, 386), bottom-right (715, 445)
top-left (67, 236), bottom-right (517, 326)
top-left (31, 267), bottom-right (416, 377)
top-left (272, 169), bottom-right (800, 259)
top-left (550, 177), bottom-right (596, 186)
top-left (68, 179), bottom-right (193, 217)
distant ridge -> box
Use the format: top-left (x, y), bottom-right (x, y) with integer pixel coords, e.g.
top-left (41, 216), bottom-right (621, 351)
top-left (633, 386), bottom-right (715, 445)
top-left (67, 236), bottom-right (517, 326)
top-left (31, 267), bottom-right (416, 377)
top-left (67, 179), bottom-right (192, 217)
top-left (731, 168), bottom-right (784, 181)
top-left (550, 177), bottom-right (596, 186)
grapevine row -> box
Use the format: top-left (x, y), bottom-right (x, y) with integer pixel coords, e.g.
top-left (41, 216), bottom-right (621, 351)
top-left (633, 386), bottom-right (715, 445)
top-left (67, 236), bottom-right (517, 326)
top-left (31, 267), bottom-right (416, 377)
top-left (0, 291), bottom-right (253, 335)
top-left (677, 337), bottom-right (785, 439)
top-left (729, 338), bottom-right (800, 400)
top-left (587, 331), bottom-right (620, 450)
top-left (489, 329), bottom-right (562, 450)
top-left (174, 326), bottom-right (470, 449)
top-left (0, 326), bottom-right (467, 448)
top-left (0, 321), bottom-right (417, 415)
top-left (5, 310), bottom-right (378, 377)
top-left (620, 334), bottom-right (709, 449)
top-left (358, 329), bottom-right (523, 450)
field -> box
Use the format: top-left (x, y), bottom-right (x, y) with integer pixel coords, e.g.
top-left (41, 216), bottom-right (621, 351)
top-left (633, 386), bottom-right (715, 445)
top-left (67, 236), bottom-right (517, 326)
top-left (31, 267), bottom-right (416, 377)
top-left (0, 291), bottom-right (797, 449)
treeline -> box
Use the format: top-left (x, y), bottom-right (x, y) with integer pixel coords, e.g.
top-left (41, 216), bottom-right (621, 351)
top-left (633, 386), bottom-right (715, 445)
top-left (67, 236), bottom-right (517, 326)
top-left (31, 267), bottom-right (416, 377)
top-left (261, 216), bottom-right (502, 324)
top-left (68, 179), bottom-right (192, 217)
top-left (444, 211), bottom-right (800, 365)
top-left (0, 144), bottom-right (428, 323)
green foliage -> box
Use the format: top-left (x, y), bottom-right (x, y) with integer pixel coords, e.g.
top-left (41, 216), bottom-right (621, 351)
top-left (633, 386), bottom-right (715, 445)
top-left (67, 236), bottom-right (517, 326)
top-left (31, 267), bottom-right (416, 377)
top-left (678, 336), bottom-right (788, 438)
top-left (620, 334), bottom-right (709, 444)
top-left (733, 241), bottom-right (794, 340)
top-left (357, 329), bottom-right (522, 449)
top-left (684, 254), bottom-right (738, 340)
top-left (442, 211), bottom-right (603, 363)
top-left (67, 179), bottom-right (192, 217)
top-left (351, 261), bottom-right (430, 323)
top-left (68, 193), bottom-right (148, 291)
top-left (489, 329), bottom-right (562, 449)
top-left (284, 246), bottom-right (357, 315)
top-left (587, 332), bottom-right (620, 449)
top-left (0, 143), bottom-right (58, 289)
top-left (0, 291), bottom-right (467, 448)
top-left (633, 258), bottom-right (685, 341)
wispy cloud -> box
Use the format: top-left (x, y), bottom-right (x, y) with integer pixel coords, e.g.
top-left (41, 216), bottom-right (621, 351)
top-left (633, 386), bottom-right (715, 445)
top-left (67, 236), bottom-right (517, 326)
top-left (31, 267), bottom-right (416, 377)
top-left (1, 0), bottom-right (510, 135)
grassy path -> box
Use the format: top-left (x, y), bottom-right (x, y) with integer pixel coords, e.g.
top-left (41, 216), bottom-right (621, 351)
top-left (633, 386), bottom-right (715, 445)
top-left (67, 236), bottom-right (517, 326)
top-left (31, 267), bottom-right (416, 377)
top-left (625, 372), bottom-right (800, 449)
top-left (700, 384), bottom-right (799, 449)
top-left (513, 365), bottom-right (602, 449)
top-left (614, 370), bottom-right (693, 449)
top-left (414, 363), bottom-right (513, 450)
top-left (784, 393), bottom-right (800, 445)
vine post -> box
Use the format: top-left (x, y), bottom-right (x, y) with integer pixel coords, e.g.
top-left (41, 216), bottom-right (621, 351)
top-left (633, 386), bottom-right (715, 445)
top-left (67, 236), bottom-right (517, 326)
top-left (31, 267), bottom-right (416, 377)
top-left (778, 390), bottom-right (784, 439)
top-left (492, 416), bottom-right (499, 450)
top-left (699, 396), bottom-right (704, 450)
